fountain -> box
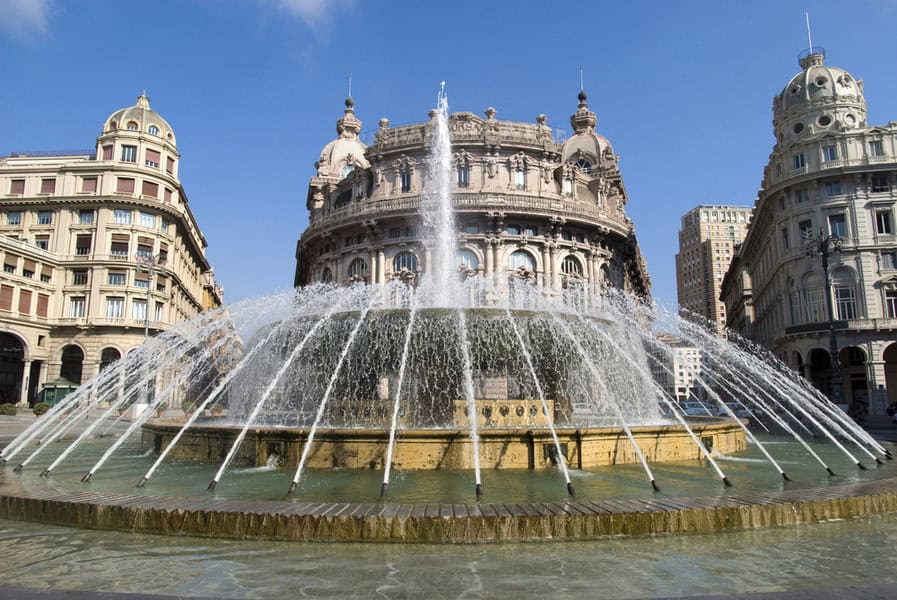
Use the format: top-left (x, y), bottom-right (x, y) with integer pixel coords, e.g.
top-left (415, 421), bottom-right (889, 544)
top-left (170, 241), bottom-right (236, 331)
top-left (0, 88), bottom-right (895, 543)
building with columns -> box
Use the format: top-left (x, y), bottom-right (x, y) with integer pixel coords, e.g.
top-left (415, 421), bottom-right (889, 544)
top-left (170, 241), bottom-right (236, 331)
top-left (676, 205), bottom-right (753, 335)
top-left (721, 48), bottom-right (897, 419)
top-left (294, 92), bottom-right (650, 297)
top-left (0, 93), bottom-right (223, 406)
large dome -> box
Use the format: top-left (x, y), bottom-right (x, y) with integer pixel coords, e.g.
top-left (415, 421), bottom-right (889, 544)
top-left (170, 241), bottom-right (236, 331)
top-left (316, 97), bottom-right (370, 179)
top-left (102, 92), bottom-right (177, 146)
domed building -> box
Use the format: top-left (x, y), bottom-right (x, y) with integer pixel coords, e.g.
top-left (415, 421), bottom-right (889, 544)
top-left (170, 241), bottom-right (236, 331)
top-left (294, 92), bottom-right (650, 296)
top-left (0, 93), bottom-right (223, 406)
top-left (722, 49), bottom-right (897, 420)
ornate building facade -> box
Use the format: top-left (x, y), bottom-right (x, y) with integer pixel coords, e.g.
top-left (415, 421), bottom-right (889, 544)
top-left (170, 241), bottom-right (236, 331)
top-left (721, 49), bottom-right (897, 418)
top-left (676, 205), bottom-right (753, 335)
top-left (0, 94), bottom-right (223, 405)
top-left (294, 92), bottom-right (650, 298)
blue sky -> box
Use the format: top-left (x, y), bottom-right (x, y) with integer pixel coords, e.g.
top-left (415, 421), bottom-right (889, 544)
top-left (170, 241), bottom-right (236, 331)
top-left (1, 0), bottom-right (896, 305)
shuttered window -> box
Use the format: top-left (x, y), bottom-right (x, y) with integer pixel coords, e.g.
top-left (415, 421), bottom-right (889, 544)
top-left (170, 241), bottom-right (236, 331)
top-left (0, 285), bottom-right (13, 311)
top-left (36, 294), bottom-right (48, 318)
top-left (18, 290), bottom-right (31, 314)
top-left (9, 180), bottom-right (24, 194)
top-left (116, 178), bottom-right (135, 194)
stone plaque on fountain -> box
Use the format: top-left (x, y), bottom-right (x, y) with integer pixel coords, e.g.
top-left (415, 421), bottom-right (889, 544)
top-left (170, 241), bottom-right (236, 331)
top-left (481, 377), bottom-right (508, 400)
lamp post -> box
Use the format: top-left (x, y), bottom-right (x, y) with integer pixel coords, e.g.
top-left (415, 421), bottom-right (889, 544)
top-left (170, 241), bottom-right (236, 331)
top-left (137, 253), bottom-right (166, 340)
top-left (805, 228), bottom-right (843, 405)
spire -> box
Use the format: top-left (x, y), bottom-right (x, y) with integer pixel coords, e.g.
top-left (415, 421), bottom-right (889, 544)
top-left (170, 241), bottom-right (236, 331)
top-left (570, 89), bottom-right (597, 134)
top-left (336, 96), bottom-right (362, 139)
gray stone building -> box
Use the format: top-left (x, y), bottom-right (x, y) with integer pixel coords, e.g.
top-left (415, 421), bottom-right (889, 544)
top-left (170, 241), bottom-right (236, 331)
top-left (721, 48), bottom-right (897, 419)
top-left (293, 92), bottom-right (650, 297)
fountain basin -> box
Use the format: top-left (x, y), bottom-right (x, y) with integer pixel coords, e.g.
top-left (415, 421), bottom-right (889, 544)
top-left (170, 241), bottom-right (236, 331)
top-left (141, 418), bottom-right (746, 470)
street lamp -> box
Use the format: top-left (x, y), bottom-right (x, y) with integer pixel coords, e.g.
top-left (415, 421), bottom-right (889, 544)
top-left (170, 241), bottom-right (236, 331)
top-left (137, 253), bottom-right (166, 340)
top-left (805, 228), bottom-right (843, 406)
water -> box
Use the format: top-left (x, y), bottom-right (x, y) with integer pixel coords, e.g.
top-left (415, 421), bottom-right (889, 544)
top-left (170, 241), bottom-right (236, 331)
top-left (2, 513), bottom-right (897, 598)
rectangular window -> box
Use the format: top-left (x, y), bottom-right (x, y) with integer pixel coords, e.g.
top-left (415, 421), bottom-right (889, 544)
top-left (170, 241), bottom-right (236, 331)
top-left (3, 264), bottom-right (13, 274)
top-left (116, 178), bottom-right (135, 195)
top-left (145, 149), bottom-right (161, 168)
top-left (154, 301), bottom-right (163, 322)
top-left (876, 209), bottom-right (893, 235)
top-left (161, 217), bottom-right (170, 232)
top-left (136, 242), bottom-right (153, 259)
top-left (354, 182), bottom-right (364, 199)
top-left (799, 219), bottom-right (814, 241)
top-left (132, 300), bottom-right (147, 321)
top-left (18, 290), bottom-right (31, 315)
top-left (113, 209), bottom-right (132, 224)
top-left (457, 165), bottom-right (469, 188)
top-left (107, 272), bottom-right (126, 286)
top-left (121, 145), bottom-right (137, 162)
top-left (872, 176), bottom-right (890, 193)
top-left (404, 226), bottom-right (415, 237)
top-left (102, 145), bottom-right (113, 160)
top-left (166, 157), bottom-right (175, 175)
top-left (882, 252), bottom-right (897, 270)
top-left (6, 211), bottom-right (21, 226)
top-left (9, 179), bottom-right (25, 195)
top-left (0, 285), bottom-right (11, 311)
top-left (155, 275), bottom-right (166, 292)
top-left (75, 234), bottom-right (92, 255)
top-left (506, 225), bottom-right (520, 235)
top-left (164, 188), bottom-right (172, 203)
top-left (803, 287), bottom-right (825, 323)
top-left (34, 235), bottom-right (49, 250)
top-left (22, 268), bottom-right (33, 279)
top-left (887, 290), bottom-right (897, 318)
top-left (822, 145), bottom-right (838, 162)
top-left (138, 212), bottom-right (155, 228)
top-left (828, 213), bottom-right (847, 239)
top-left (39, 178), bottom-right (56, 194)
top-left (563, 178), bottom-right (573, 196)
top-left (389, 227), bottom-right (401, 239)
top-left (870, 140), bottom-right (884, 157)
top-left (795, 188), bottom-right (809, 203)
top-left (110, 241), bottom-right (129, 257)
top-left (40, 266), bottom-right (51, 283)
top-left (105, 297), bottom-right (124, 318)
top-left (141, 182), bottom-right (159, 198)
top-left (835, 286), bottom-right (857, 320)
top-left (781, 228), bottom-right (790, 250)
top-left (69, 296), bottom-right (86, 318)
top-left (134, 277), bottom-right (149, 288)
top-left (81, 177), bottom-right (98, 193)
top-left (824, 181), bottom-right (841, 196)
top-left (400, 171), bottom-right (411, 192)
top-left (78, 209), bottom-right (93, 225)
top-left (524, 226), bottom-right (537, 237)
top-left (792, 153), bottom-right (806, 169)
top-left (514, 169), bottom-right (525, 190)
top-left (72, 270), bottom-right (88, 285)
top-left (464, 223), bottom-right (479, 234)
top-left (36, 294), bottom-right (48, 318)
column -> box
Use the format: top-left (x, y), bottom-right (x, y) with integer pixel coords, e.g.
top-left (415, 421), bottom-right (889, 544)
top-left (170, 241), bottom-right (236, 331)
top-left (541, 245), bottom-right (551, 288)
top-left (484, 239), bottom-right (494, 274)
top-left (550, 246), bottom-right (560, 289)
top-left (377, 248), bottom-right (386, 284)
top-left (18, 360), bottom-right (32, 407)
top-left (492, 241), bottom-right (501, 275)
top-left (370, 249), bottom-right (378, 284)
top-left (867, 359), bottom-right (888, 415)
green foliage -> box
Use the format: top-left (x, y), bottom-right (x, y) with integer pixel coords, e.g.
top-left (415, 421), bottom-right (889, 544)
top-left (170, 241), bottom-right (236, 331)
top-left (210, 403), bottom-right (224, 415)
top-left (32, 402), bottom-right (50, 417)
top-left (0, 403), bottom-right (17, 416)
top-left (181, 399), bottom-right (196, 413)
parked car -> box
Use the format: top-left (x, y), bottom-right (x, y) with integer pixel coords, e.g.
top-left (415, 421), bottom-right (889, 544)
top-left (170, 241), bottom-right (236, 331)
top-left (717, 402), bottom-right (751, 419)
top-left (682, 401), bottom-right (710, 416)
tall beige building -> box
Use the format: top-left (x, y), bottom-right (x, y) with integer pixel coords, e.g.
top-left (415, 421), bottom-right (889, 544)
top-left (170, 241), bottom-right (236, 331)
top-left (0, 93), bottom-right (223, 406)
top-left (721, 48), bottom-right (897, 419)
top-left (676, 205), bottom-right (752, 334)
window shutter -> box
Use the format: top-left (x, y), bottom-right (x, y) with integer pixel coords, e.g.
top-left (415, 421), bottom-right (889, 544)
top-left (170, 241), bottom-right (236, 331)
top-left (36, 294), bottom-right (48, 318)
top-left (116, 178), bottom-right (135, 194)
top-left (142, 181), bottom-right (159, 197)
top-left (10, 180), bottom-right (24, 194)
top-left (102, 145), bottom-right (113, 160)
top-left (81, 177), bottom-right (98, 193)
top-left (40, 179), bottom-right (56, 194)
top-left (0, 285), bottom-right (12, 310)
top-left (18, 290), bottom-right (31, 314)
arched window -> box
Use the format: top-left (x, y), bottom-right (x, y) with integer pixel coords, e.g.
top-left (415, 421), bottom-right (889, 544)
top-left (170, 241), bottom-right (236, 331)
top-left (393, 252), bottom-right (418, 272)
top-left (514, 168), bottom-right (525, 190)
top-left (347, 258), bottom-right (367, 278)
top-left (832, 269), bottom-right (857, 320)
top-left (458, 249), bottom-right (478, 270)
top-left (340, 164), bottom-right (355, 179)
top-left (575, 159), bottom-right (592, 174)
top-left (561, 256), bottom-right (583, 276)
top-left (508, 250), bottom-right (536, 271)
top-left (400, 171), bottom-right (412, 192)
top-left (60, 345), bottom-right (84, 384)
top-left (100, 348), bottom-right (121, 371)
top-left (148, 125), bottom-right (160, 136)
top-left (126, 122), bottom-right (138, 131)
top-left (321, 268), bottom-right (333, 283)
top-left (802, 272), bottom-right (825, 323)
top-left (457, 165), bottom-right (469, 188)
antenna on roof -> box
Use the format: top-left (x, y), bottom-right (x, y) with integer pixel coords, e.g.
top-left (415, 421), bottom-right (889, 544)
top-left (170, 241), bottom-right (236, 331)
top-left (348, 73), bottom-right (352, 98)
top-left (579, 66), bottom-right (584, 91)
top-left (805, 12), bottom-right (813, 52)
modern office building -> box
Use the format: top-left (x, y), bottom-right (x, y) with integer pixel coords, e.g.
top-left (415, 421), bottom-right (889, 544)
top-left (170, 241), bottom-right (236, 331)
top-left (649, 333), bottom-right (706, 403)
top-left (721, 48), bottom-right (897, 419)
top-left (0, 93), bottom-right (223, 406)
top-left (676, 205), bottom-right (753, 334)
top-left (293, 92), bottom-right (650, 297)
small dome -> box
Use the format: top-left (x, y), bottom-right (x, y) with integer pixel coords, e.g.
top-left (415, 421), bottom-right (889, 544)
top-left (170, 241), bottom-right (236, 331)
top-left (561, 90), bottom-right (614, 166)
top-left (778, 52), bottom-right (863, 113)
top-left (103, 92), bottom-right (177, 145)
top-left (316, 97), bottom-right (369, 179)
